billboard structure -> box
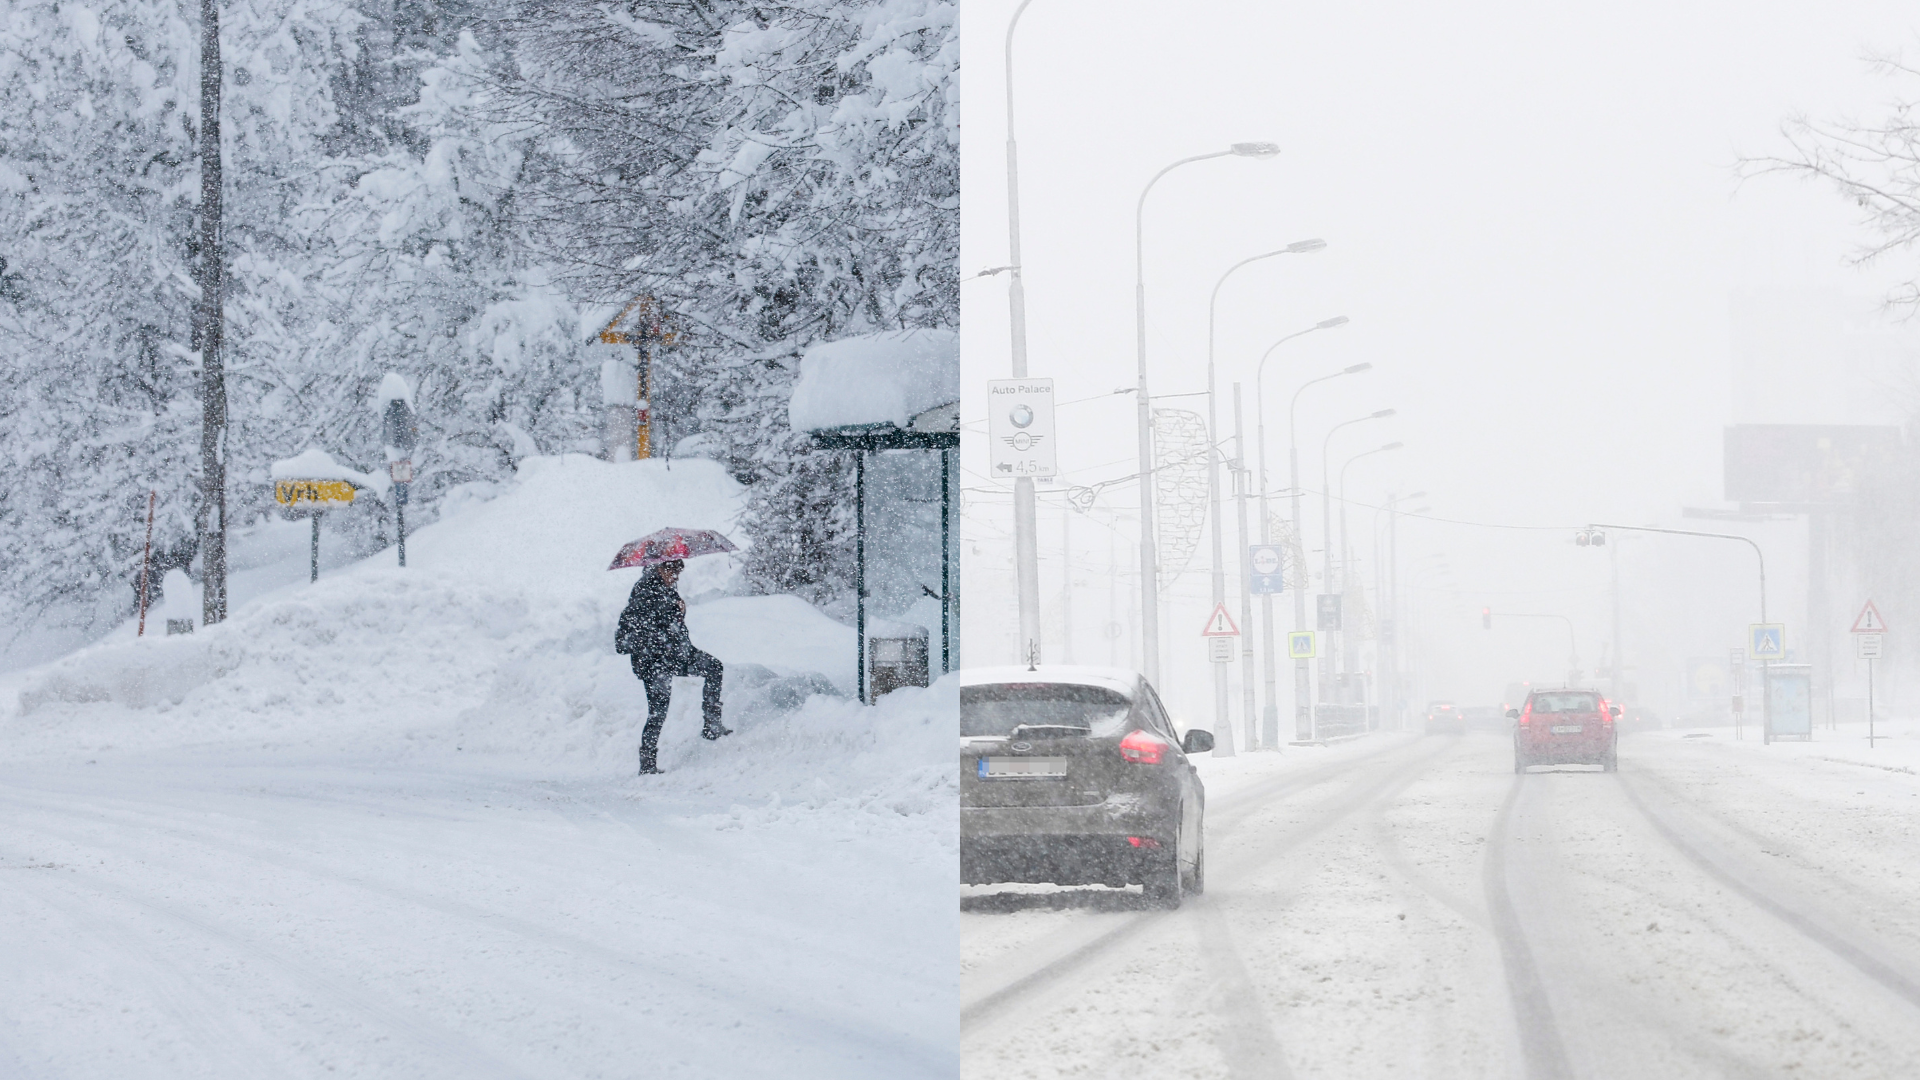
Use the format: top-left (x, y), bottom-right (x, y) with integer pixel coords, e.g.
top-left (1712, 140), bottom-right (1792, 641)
top-left (1723, 424), bottom-right (1902, 508)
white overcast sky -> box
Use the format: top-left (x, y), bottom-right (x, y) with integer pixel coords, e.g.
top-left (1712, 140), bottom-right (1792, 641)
top-left (959, 0), bottom-right (1920, 720)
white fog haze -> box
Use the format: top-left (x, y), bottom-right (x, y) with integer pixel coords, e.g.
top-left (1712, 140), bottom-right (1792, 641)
top-left (961, 0), bottom-right (1920, 718)
top-left (959, 2), bottom-right (1920, 1076)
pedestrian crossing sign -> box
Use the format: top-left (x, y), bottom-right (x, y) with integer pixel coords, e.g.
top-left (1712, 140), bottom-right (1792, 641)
top-left (1288, 631), bottom-right (1317, 659)
top-left (1748, 623), bottom-right (1785, 660)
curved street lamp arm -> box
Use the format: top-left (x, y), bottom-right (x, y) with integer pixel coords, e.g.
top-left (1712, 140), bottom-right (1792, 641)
top-left (1586, 522), bottom-right (1767, 622)
top-left (1135, 151), bottom-right (1234, 276)
top-left (1004, 0), bottom-right (1039, 136)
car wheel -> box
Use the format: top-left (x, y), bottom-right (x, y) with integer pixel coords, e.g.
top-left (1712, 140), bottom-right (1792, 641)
top-left (1514, 747), bottom-right (1526, 774)
top-left (1144, 825), bottom-right (1184, 909)
top-left (1602, 744), bottom-right (1618, 772)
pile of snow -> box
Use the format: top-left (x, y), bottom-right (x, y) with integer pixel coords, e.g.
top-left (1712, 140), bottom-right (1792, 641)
top-left (3, 455), bottom-right (952, 824)
top-left (268, 446), bottom-right (390, 497)
top-left (788, 328), bottom-right (959, 432)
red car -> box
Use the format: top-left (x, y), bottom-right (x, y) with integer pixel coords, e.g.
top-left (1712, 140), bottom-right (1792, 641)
top-left (1509, 688), bottom-right (1618, 772)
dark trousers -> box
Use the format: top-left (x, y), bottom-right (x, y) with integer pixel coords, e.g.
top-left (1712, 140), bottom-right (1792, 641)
top-left (637, 649), bottom-right (724, 769)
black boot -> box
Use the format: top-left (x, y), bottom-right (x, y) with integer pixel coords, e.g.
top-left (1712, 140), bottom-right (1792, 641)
top-left (639, 747), bottom-right (661, 774)
top-left (701, 723), bottom-right (733, 740)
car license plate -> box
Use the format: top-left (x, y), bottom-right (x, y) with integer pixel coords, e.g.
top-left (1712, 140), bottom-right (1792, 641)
top-left (1550, 724), bottom-right (1583, 735)
top-left (977, 756), bottom-right (1068, 779)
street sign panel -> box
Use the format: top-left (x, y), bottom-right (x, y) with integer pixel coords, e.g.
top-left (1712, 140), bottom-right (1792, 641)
top-left (275, 479), bottom-right (356, 507)
top-left (1748, 623), bottom-right (1786, 660)
top-left (986, 379), bottom-right (1057, 478)
top-left (1208, 636), bottom-right (1234, 663)
top-left (1857, 633), bottom-right (1885, 659)
top-left (1316, 593), bottom-right (1341, 631)
top-left (1851, 600), bottom-right (1889, 634)
top-left (1288, 631), bottom-right (1317, 659)
top-left (1201, 603), bottom-right (1240, 637)
top-left (1249, 545), bottom-right (1285, 594)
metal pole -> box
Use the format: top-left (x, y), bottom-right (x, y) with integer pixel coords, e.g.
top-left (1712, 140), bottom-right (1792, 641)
top-left (396, 497), bottom-right (407, 568)
top-left (1290, 436), bottom-right (1310, 739)
top-left (1587, 522), bottom-right (1767, 740)
top-left (136, 490), bottom-right (156, 637)
top-left (1135, 151), bottom-right (1233, 687)
top-left (1869, 656), bottom-right (1876, 748)
top-left (1205, 251), bottom-right (1291, 742)
top-left (942, 448), bottom-right (952, 675)
top-left (310, 512), bottom-right (320, 584)
top-left (1234, 384), bottom-right (1258, 749)
top-left (1388, 496), bottom-right (1400, 728)
top-left (856, 451), bottom-right (867, 703)
top-left (1256, 366), bottom-right (1278, 747)
top-left (1004, 0), bottom-right (1041, 668)
top-left (1060, 502), bottom-right (1074, 664)
top-left (1609, 535), bottom-right (1621, 699)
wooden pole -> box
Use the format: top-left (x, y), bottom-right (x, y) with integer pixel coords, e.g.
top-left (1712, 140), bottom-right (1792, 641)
top-left (136, 490), bottom-right (156, 636)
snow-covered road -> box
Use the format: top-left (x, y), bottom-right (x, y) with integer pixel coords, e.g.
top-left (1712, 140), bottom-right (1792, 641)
top-left (960, 730), bottom-right (1920, 1078)
top-left (0, 754), bottom-right (953, 1079)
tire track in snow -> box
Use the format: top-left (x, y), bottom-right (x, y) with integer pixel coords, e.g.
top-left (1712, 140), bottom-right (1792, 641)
top-left (1617, 768), bottom-right (1920, 1014)
top-left (962, 735), bottom-right (1454, 1074)
top-left (1484, 777), bottom-right (1575, 1080)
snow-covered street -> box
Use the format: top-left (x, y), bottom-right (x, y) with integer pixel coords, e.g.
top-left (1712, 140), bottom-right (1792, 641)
top-left (0, 754), bottom-right (950, 1079)
top-left (960, 729), bottom-right (1920, 1078)
top-left (0, 456), bottom-right (955, 1077)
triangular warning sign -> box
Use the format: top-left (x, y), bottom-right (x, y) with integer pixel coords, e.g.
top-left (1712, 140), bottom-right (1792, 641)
top-left (1851, 601), bottom-right (1889, 634)
top-left (1201, 603), bottom-right (1240, 637)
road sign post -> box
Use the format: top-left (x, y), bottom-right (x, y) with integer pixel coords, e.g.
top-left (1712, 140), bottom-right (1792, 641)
top-left (381, 378), bottom-right (419, 568)
top-left (275, 479), bottom-right (358, 582)
top-left (1852, 602), bottom-right (1889, 748)
top-left (1202, 603), bottom-right (1240, 664)
top-left (1249, 545), bottom-right (1285, 594)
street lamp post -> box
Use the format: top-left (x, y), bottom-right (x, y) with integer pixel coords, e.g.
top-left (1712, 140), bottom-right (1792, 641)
top-left (1204, 238), bottom-right (1325, 749)
top-left (1338, 442), bottom-right (1402, 718)
top-left (1371, 490), bottom-right (1425, 729)
top-left (1286, 364), bottom-right (1373, 739)
top-left (1585, 522), bottom-right (1769, 740)
top-left (1320, 409), bottom-right (1395, 708)
top-left (1003, 0), bottom-right (1041, 666)
top-left (1133, 142), bottom-right (1280, 687)
top-left (1254, 316), bottom-right (1348, 747)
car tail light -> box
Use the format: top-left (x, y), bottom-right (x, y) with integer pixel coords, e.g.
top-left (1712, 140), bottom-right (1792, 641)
top-left (1118, 729), bottom-right (1169, 765)
top-left (1126, 836), bottom-right (1161, 849)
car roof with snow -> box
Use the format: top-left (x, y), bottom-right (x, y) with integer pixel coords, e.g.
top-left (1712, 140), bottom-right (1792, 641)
top-left (961, 666), bottom-right (1143, 699)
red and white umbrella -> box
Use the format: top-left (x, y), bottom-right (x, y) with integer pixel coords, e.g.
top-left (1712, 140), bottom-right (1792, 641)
top-left (608, 527), bottom-right (738, 570)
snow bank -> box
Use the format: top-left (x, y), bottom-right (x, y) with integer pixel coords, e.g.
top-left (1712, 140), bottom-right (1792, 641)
top-left (4, 454), bottom-right (946, 827)
top-left (788, 328), bottom-right (959, 432)
top-left (268, 446), bottom-right (390, 496)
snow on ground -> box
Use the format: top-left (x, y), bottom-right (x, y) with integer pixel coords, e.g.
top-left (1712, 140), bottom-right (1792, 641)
top-left (0, 455), bottom-right (955, 1079)
top-left (961, 726), bottom-right (1920, 1078)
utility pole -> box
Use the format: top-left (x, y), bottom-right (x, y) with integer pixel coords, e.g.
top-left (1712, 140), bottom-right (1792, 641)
top-left (194, 0), bottom-right (227, 625)
top-left (1234, 384), bottom-right (1258, 748)
top-left (1004, 1), bottom-right (1042, 668)
top-left (1609, 536), bottom-right (1623, 701)
top-left (1059, 502), bottom-right (1074, 664)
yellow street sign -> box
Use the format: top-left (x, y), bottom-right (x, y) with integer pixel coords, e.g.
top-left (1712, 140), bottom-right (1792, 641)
top-left (275, 479), bottom-right (357, 507)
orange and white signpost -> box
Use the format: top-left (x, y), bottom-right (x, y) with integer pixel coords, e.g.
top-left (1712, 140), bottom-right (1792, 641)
top-left (1201, 602), bottom-right (1240, 664)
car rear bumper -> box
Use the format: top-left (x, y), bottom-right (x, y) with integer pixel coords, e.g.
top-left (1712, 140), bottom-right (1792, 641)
top-left (961, 801), bottom-right (1176, 886)
top-left (1517, 728), bottom-right (1613, 764)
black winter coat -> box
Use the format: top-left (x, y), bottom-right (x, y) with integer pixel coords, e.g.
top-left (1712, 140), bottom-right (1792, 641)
top-left (616, 573), bottom-right (692, 672)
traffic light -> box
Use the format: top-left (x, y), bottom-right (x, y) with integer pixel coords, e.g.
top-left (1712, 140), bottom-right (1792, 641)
top-left (1482, 606), bottom-right (1492, 630)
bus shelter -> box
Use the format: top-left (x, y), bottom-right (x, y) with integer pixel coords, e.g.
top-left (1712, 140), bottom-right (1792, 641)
top-left (790, 331), bottom-right (958, 703)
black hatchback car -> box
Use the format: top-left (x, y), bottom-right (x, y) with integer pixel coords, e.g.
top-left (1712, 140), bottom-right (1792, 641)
top-left (960, 666), bottom-right (1213, 908)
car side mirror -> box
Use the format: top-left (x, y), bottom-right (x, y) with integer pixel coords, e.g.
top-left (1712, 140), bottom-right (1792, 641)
top-left (1505, 708), bottom-right (1520, 720)
top-left (1182, 730), bottom-right (1215, 755)
top-left (1609, 705), bottom-right (1621, 717)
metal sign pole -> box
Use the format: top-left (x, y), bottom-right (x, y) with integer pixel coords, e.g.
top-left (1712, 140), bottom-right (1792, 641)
top-left (856, 450), bottom-right (867, 705)
top-left (136, 490), bottom-right (156, 637)
top-left (1869, 656), bottom-right (1876, 749)
top-left (310, 511), bottom-right (321, 583)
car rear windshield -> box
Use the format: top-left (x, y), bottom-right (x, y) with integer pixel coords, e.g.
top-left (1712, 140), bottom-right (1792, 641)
top-left (1530, 692), bottom-right (1600, 713)
top-left (961, 683), bottom-right (1132, 737)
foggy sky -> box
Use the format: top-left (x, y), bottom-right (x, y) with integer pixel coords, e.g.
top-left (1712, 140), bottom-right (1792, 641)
top-left (960, 0), bottom-right (1920, 727)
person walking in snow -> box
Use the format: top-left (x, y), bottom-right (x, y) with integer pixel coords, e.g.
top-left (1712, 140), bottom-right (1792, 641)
top-left (616, 559), bottom-right (731, 774)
